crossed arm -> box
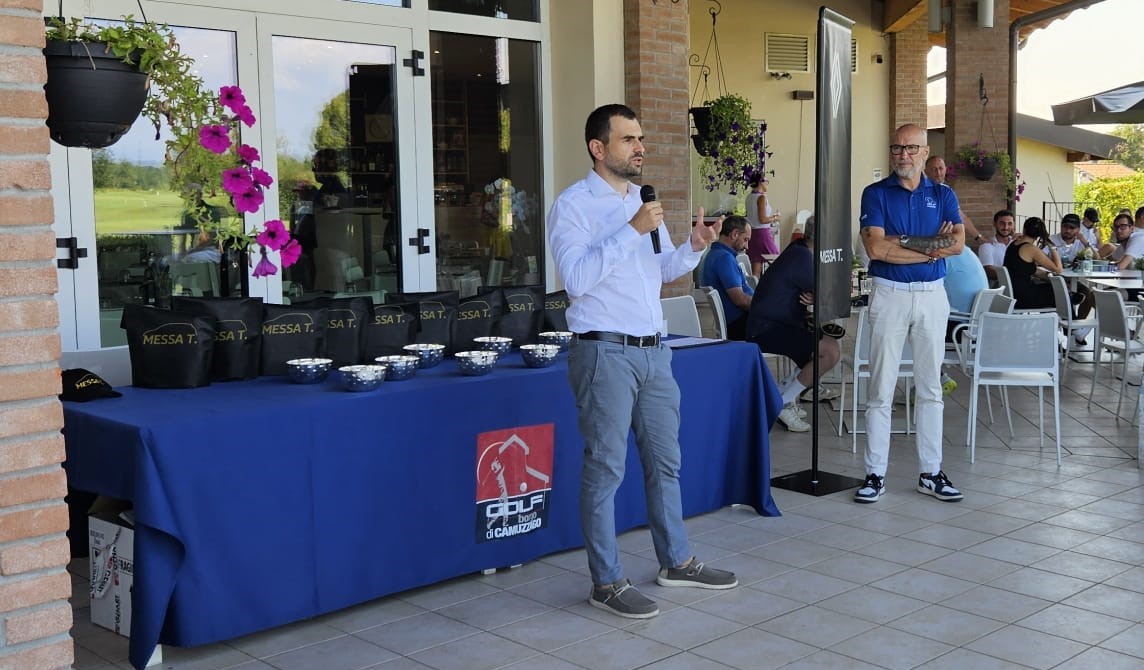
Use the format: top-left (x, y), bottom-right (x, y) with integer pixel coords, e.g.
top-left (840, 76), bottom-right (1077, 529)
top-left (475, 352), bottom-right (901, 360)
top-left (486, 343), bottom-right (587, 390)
top-left (860, 222), bottom-right (964, 265)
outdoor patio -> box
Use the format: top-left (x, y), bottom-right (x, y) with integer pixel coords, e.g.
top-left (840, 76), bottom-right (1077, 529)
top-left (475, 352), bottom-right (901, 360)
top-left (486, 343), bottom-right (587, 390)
top-left (67, 357), bottom-right (1143, 670)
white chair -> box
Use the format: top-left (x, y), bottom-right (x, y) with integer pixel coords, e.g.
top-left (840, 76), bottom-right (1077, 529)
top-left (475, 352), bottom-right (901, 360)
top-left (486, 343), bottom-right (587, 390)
top-left (994, 264), bottom-right (1054, 315)
top-left (660, 295), bottom-right (702, 337)
top-left (837, 307), bottom-right (914, 452)
top-left (1088, 289), bottom-right (1144, 422)
top-left (699, 286), bottom-right (728, 339)
top-left (950, 287), bottom-right (1004, 373)
top-left (968, 312), bottom-right (1061, 465)
top-left (1049, 274), bottom-right (1098, 372)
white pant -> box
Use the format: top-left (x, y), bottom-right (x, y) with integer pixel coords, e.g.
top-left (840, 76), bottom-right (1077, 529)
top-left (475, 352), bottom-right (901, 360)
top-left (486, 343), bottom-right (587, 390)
top-left (864, 281), bottom-right (950, 477)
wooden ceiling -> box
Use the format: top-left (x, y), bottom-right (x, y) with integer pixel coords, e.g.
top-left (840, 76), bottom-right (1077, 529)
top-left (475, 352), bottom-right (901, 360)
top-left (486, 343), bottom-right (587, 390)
top-left (882, 0), bottom-right (1089, 47)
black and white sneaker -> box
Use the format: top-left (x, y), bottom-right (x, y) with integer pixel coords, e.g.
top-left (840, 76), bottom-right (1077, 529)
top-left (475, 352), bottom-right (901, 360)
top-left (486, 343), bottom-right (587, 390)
top-left (589, 579), bottom-right (659, 619)
top-left (853, 473), bottom-right (884, 503)
top-left (917, 471), bottom-right (963, 502)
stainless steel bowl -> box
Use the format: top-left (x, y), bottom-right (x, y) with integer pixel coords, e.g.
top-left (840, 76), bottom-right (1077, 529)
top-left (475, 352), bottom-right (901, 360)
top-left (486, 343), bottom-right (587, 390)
top-left (473, 336), bottom-right (512, 357)
top-left (402, 343), bottom-right (446, 369)
top-left (537, 331), bottom-right (573, 351)
top-left (455, 350), bottom-right (498, 376)
top-left (338, 364), bottom-right (387, 392)
top-left (286, 358), bottom-right (333, 384)
top-left (520, 343), bottom-right (560, 368)
top-left (374, 355), bottom-right (419, 381)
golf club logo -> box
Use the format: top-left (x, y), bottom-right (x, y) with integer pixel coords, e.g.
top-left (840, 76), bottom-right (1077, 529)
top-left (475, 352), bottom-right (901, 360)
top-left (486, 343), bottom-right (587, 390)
top-left (475, 424), bottom-right (554, 542)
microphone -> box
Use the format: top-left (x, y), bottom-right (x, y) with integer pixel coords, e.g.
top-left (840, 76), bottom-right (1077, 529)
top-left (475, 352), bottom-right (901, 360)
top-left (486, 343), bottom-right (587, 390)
top-left (641, 184), bottom-right (661, 254)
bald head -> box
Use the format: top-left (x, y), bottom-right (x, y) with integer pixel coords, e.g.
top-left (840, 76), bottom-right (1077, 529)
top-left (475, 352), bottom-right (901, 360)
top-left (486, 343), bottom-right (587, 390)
top-left (924, 155), bottom-right (946, 184)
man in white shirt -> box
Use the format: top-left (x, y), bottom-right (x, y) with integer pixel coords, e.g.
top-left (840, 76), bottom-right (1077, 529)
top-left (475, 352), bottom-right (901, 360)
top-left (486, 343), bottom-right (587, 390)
top-left (1101, 212), bottom-right (1144, 270)
top-left (977, 209), bottom-right (1015, 283)
top-left (1049, 213), bottom-right (1088, 265)
top-left (548, 104), bottom-right (736, 621)
top-left (1081, 207), bottom-right (1102, 248)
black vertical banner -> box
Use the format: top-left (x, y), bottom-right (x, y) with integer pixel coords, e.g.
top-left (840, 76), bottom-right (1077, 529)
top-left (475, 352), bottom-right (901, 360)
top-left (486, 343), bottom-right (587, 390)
top-left (815, 8), bottom-right (854, 322)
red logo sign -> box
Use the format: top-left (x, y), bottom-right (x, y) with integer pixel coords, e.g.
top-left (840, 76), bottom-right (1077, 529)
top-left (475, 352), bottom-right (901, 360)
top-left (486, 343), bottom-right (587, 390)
top-left (475, 424), bottom-right (554, 542)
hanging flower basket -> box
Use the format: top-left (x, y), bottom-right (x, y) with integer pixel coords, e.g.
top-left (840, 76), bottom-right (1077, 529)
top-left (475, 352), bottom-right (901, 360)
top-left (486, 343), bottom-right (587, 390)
top-left (42, 40), bottom-right (149, 148)
top-left (689, 106), bottom-right (714, 156)
top-left (970, 156), bottom-right (998, 181)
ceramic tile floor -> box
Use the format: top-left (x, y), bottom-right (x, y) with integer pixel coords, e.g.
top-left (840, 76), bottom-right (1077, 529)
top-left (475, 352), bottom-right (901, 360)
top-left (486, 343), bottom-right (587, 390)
top-left (68, 359), bottom-right (1143, 670)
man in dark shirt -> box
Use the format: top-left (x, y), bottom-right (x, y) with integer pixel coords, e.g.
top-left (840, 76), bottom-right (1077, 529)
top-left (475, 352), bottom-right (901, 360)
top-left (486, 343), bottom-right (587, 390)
top-left (745, 217), bottom-right (840, 432)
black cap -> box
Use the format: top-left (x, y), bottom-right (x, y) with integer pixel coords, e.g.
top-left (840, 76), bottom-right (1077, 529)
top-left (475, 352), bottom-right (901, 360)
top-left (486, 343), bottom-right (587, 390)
top-left (1061, 213), bottom-right (1081, 228)
top-left (1084, 207), bottom-right (1100, 223)
top-left (60, 369), bottom-right (122, 402)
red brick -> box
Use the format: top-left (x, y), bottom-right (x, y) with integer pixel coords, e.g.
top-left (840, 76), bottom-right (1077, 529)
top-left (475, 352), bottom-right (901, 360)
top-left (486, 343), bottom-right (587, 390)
top-left (0, 506), bottom-right (69, 546)
top-left (0, 638), bottom-right (73, 670)
top-left (0, 436), bottom-right (66, 475)
top-left (0, 334), bottom-right (61, 367)
top-left (0, 231), bottom-right (55, 262)
top-left (0, 159), bottom-right (50, 190)
top-left (0, 267), bottom-right (58, 298)
top-left (0, 301), bottom-right (58, 335)
top-left (0, 536), bottom-right (70, 577)
top-left (0, 367), bottom-right (61, 402)
top-left (0, 89), bottom-right (48, 119)
top-left (0, 1), bottom-right (49, 11)
top-left (0, 195), bottom-right (53, 226)
top-left (0, 126), bottom-right (50, 156)
top-left (3, 602), bottom-right (72, 645)
top-left (0, 54), bottom-right (45, 86)
top-left (0, 402), bottom-right (64, 442)
top-left (0, 470), bottom-right (66, 507)
top-left (0, 15), bottom-right (45, 49)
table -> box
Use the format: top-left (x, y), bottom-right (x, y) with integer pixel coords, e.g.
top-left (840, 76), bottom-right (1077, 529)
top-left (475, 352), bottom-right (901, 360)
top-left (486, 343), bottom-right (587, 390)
top-left (1088, 277), bottom-right (1144, 291)
top-left (1055, 268), bottom-right (1142, 291)
top-left (63, 341), bottom-right (781, 669)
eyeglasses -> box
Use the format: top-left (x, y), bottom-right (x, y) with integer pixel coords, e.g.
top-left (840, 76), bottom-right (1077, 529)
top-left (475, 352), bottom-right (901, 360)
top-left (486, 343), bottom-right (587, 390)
top-left (889, 144), bottom-right (922, 156)
top-left (1115, 223), bottom-right (1133, 230)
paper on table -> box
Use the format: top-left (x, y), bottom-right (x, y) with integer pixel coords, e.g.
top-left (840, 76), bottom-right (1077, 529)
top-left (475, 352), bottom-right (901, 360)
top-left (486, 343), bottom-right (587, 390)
top-left (665, 337), bottom-right (727, 349)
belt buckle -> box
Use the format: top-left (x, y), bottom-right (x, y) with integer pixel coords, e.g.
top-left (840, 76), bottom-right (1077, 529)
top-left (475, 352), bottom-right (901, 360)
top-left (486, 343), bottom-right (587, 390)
top-left (638, 335), bottom-right (656, 348)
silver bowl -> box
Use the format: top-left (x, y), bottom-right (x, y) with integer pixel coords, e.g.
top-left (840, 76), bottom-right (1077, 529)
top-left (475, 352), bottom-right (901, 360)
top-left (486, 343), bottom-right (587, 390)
top-left (520, 343), bottom-right (560, 368)
top-left (286, 358), bottom-right (333, 384)
top-left (402, 343), bottom-right (446, 369)
top-left (374, 355), bottom-right (419, 381)
top-left (455, 350), bottom-right (498, 376)
top-left (473, 336), bottom-right (512, 357)
top-left (338, 364), bottom-right (387, 392)
top-left (538, 331), bottom-right (573, 351)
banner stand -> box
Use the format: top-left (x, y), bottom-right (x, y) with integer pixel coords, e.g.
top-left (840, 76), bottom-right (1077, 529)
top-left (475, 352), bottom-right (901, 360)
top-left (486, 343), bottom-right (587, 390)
top-left (771, 6), bottom-right (864, 497)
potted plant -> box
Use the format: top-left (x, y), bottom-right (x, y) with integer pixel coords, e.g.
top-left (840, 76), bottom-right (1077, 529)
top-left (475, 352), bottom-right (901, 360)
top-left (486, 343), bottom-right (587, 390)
top-left (690, 93), bottom-right (751, 158)
top-left (44, 14), bottom-right (214, 150)
top-left (952, 143), bottom-right (1026, 200)
top-left (692, 95), bottom-right (772, 195)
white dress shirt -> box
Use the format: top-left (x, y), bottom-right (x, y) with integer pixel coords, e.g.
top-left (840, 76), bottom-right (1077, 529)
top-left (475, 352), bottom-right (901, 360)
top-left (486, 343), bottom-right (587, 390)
top-left (1080, 225), bottom-right (1099, 248)
top-left (1111, 231), bottom-right (1144, 263)
top-left (548, 170), bottom-right (703, 336)
top-left (1049, 233), bottom-right (1084, 263)
top-left (977, 238), bottom-right (1011, 268)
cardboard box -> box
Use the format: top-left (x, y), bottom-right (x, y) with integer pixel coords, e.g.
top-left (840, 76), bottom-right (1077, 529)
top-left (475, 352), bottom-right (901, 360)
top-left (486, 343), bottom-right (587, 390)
top-left (88, 509), bottom-right (134, 636)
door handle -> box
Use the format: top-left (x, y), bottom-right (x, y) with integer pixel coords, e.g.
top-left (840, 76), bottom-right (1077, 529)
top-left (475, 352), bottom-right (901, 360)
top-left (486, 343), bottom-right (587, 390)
top-left (56, 237), bottom-right (88, 269)
top-left (407, 228), bottom-right (430, 255)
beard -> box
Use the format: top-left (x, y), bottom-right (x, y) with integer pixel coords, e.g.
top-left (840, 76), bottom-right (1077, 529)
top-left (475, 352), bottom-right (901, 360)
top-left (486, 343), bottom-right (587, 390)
top-left (894, 162), bottom-right (921, 179)
top-left (602, 153), bottom-right (642, 180)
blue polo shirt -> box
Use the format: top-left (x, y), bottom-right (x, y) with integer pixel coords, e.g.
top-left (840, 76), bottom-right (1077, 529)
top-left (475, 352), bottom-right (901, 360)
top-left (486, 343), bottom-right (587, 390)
top-left (859, 174), bottom-right (961, 283)
top-left (700, 241), bottom-right (754, 325)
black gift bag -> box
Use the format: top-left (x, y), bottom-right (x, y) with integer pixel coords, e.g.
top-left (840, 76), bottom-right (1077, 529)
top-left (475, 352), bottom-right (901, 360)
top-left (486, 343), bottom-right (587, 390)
top-left (363, 302), bottom-right (420, 359)
top-left (455, 289), bottom-right (504, 350)
top-left (387, 291), bottom-right (459, 354)
top-left (121, 304), bottom-right (216, 388)
top-left (296, 295), bottom-right (372, 366)
top-left (543, 290), bottom-right (570, 332)
top-left (495, 285), bottom-right (545, 346)
top-left (170, 297), bottom-right (263, 381)
top-left (260, 304), bottom-right (329, 376)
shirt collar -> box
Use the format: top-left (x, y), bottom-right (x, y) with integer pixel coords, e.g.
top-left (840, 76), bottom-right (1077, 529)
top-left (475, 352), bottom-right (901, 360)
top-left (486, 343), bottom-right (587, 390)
top-left (585, 169), bottom-right (638, 199)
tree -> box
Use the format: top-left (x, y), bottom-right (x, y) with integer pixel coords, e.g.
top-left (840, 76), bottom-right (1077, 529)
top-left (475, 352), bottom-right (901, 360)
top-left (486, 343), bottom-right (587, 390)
top-left (1109, 124), bottom-right (1144, 171)
top-left (1075, 173), bottom-right (1144, 241)
top-left (312, 91), bottom-right (350, 155)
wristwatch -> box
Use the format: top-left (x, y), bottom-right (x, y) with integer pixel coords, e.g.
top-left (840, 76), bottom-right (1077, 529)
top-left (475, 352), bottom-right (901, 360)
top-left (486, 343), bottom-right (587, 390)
top-left (899, 235), bottom-right (909, 247)
top-left (973, 234), bottom-right (983, 242)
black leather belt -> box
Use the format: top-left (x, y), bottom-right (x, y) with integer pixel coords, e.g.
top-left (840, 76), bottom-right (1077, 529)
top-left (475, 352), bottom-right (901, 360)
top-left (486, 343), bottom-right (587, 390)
top-left (576, 331), bottom-right (661, 348)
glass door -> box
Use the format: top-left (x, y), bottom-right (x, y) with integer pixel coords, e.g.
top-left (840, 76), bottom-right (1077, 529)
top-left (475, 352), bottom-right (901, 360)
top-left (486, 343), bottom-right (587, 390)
top-left (257, 16), bottom-right (427, 302)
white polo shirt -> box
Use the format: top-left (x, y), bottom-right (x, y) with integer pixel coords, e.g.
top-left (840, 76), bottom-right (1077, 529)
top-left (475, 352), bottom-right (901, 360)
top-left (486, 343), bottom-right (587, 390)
top-left (977, 238), bottom-right (1011, 268)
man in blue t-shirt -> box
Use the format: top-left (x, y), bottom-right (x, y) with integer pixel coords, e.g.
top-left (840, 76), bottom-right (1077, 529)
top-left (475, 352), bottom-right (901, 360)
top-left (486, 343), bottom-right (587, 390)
top-left (699, 215), bottom-right (754, 339)
top-left (855, 123), bottom-right (965, 505)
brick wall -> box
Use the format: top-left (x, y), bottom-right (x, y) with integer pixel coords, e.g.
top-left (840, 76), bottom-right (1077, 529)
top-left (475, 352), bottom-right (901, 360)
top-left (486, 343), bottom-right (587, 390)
top-left (0, 0), bottom-right (74, 669)
top-left (947, 0), bottom-right (1011, 230)
top-left (889, 18), bottom-right (928, 133)
top-left (623, 0), bottom-right (692, 296)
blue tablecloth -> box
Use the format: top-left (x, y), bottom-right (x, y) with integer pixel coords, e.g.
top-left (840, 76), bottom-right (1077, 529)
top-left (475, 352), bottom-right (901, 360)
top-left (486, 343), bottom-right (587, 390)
top-left (63, 340), bottom-right (781, 669)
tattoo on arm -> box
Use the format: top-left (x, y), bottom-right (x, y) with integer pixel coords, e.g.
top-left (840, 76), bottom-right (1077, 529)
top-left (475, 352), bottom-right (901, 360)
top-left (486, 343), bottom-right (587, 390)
top-left (901, 235), bottom-right (955, 255)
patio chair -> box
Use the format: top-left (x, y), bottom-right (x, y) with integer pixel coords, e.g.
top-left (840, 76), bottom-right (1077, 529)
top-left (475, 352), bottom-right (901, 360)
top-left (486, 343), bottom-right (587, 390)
top-left (968, 312), bottom-right (1061, 465)
top-left (837, 307), bottom-right (913, 452)
top-left (950, 287), bottom-right (1004, 373)
top-left (1049, 274), bottom-right (1098, 372)
top-left (699, 286), bottom-right (728, 339)
top-left (660, 295), bottom-right (703, 337)
top-left (994, 265), bottom-right (1054, 314)
top-left (1087, 289), bottom-right (1144, 422)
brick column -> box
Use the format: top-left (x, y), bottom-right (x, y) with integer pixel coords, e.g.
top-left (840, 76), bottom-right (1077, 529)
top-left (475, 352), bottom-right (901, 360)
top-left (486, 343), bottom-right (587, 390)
top-left (624, 0), bottom-right (692, 296)
top-left (947, 0), bottom-right (1010, 230)
top-left (889, 18), bottom-right (928, 134)
top-left (0, 1), bottom-right (75, 669)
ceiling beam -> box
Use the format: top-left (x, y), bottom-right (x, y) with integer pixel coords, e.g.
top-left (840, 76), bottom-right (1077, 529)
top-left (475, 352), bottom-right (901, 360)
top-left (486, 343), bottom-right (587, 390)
top-left (883, 0), bottom-right (926, 33)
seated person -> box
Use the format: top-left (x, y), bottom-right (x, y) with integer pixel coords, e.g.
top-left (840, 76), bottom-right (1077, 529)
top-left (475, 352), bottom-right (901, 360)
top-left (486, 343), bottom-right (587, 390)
top-left (1098, 212), bottom-right (1144, 270)
top-left (745, 216), bottom-right (840, 433)
top-left (180, 230), bottom-right (221, 264)
top-left (1080, 207), bottom-right (1102, 248)
top-left (977, 209), bottom-right (1015, 284)
top-left (699, 215), bottom-right (754, 339)
top-left (944, 244), bottom-right (988, 316)
top-left (1049, 213), bottom-right (1089, 265)
top-left (1003, 217), bottom-right (1061, 310)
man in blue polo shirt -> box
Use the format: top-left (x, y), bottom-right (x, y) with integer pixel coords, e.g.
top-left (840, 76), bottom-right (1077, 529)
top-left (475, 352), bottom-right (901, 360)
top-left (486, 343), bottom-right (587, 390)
top-left (855, 123), bottom-right (965, 505)
top-left (700, 215), bottom-right (754, 339)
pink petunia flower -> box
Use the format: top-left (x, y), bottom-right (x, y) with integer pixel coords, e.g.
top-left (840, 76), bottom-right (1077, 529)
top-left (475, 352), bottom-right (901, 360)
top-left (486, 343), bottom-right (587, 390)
top-left (237, 144), bottom-right (260, 165)
top-left (199, 125), bottom-right (232, 154)
top-left (222, 167), bottom-right (253, 196)
top-left (234, 105), bottom-right (256, 127)
top-left (250, 167), bottom-right (274, 188)
top-left (256, 220), bottom-right (289, 251)
top-left (233, 187), bottom-right (265, 214)
top-left (278, 239), bottom-right (302, 269)
top-left (252, 250), bottom-right (278, 278)
top-left (218, 86), bottom-right (247, 114)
